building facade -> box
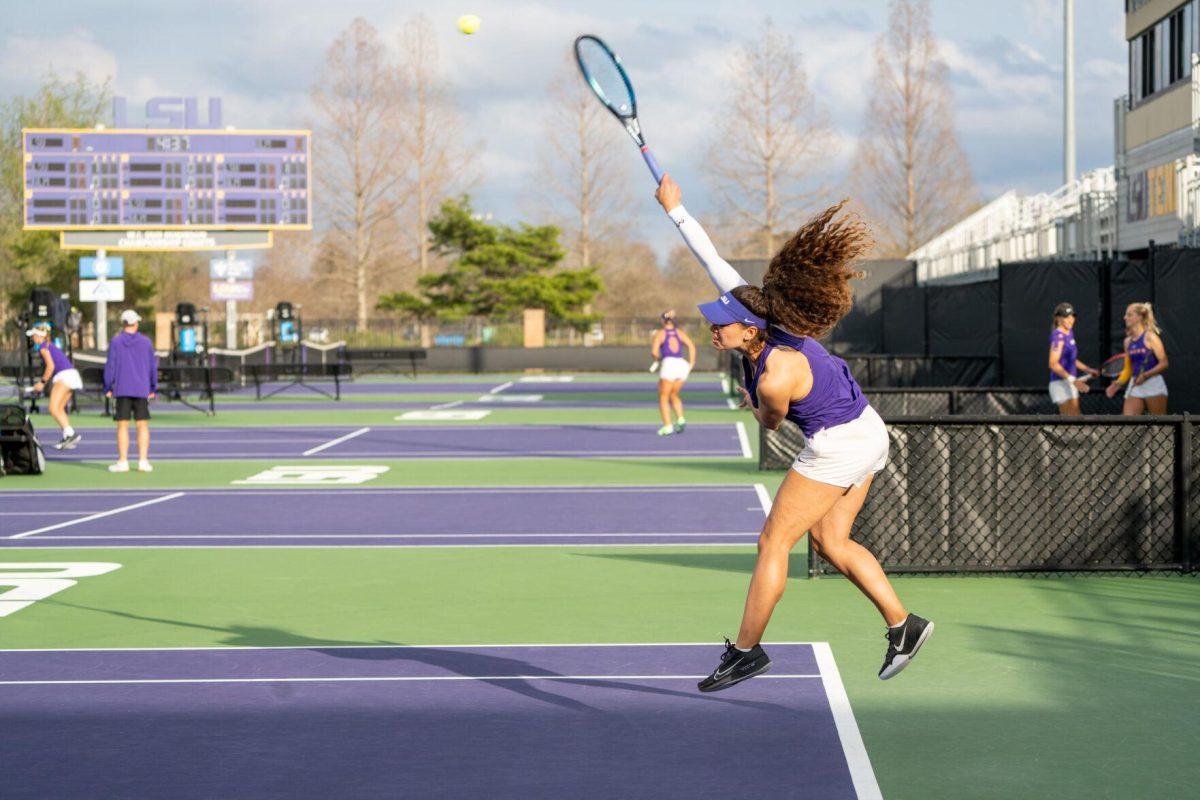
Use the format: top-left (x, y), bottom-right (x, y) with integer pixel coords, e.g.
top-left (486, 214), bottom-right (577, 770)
top-left (1119, 0), bottom-right (1200, 252)
top-left (911, 1), bottom-right (1200, 281)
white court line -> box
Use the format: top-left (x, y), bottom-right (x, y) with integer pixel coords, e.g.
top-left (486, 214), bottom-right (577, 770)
top-left (302, 427), bottom-right (371, 456)
top-left (812, 642), bottom-right (883, 800)
top-left (0, 484), bottom-right (760, 496)
top-left (10, 492), bottom-right (186, 540)
top-left (0, 641), bottom-right (823, 653)
top-left (488, 381), bottom-right (514, 394)
top-left (735, 421), bottom-right (753, 459)
top-left (0, 674), bottom-right (819, 686)
top-left (754, 483), bottom-right (773, 516)
top-left (29, 531), bottom-right (761, 540)
top-left (1, 542), bottom-right (760, 551)
top-left (429, 400), bottom-right (464, 410)
top-left (726, 397), bottom-right (739, 409)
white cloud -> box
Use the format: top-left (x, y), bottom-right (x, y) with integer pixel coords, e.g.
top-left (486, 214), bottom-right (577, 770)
top-left (0, 28), bottom-right (119, 94)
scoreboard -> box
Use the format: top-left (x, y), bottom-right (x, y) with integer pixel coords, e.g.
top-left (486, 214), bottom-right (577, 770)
top-left (23, 129), bottom-right (311, 230)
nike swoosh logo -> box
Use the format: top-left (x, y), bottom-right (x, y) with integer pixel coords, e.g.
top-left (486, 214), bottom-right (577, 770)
top-left (895, 627), bottom-right (907, 652)
top-left (714, 662), bottom-right (736, 678)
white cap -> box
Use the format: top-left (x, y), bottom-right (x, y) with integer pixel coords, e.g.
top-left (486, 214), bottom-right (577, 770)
top-left (120, 309), bottom-right (141, 325)
top-left (25, 324), bottom-right (49, 337)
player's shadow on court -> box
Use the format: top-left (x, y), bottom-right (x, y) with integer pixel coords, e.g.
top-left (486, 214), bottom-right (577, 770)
top-left (48, 600), bottom-right (792, 715)
top-left (578, 551), bottom-right (813, 578)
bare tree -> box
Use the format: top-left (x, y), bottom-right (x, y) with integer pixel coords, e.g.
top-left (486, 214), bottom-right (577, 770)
top-left (538, 54), bottom-right (632, 269)
top-left (311, 18), bottom-right (404, 325)
top-left (705, 19), bottom-right (832, 258)
top-left (396, 15), bottom-right (469, 278)
top-left (849, 0), bottom-right (978, 257)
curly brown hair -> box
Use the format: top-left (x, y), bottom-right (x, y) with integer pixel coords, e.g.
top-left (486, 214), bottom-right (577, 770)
top-left (760, 200), bottom-right (871, 338)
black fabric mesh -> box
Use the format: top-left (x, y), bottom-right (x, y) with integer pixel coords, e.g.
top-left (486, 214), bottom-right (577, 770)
top-left (761, 418), bottom-right (1186, 572)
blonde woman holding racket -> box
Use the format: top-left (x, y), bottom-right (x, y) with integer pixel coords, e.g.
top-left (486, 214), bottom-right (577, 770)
top-left (1106, 302), bottom-right (1168, 415)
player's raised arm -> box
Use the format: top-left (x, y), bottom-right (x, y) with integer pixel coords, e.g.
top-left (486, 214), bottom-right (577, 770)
top-left (654, 175), bottom-right (746, 293)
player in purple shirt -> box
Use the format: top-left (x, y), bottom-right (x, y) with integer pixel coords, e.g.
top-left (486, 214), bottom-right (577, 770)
top-left (656, 175), bottom-right (932, 691)
top-left (1047, 302), bottom-right (1099, 415)
top-left (650, 310), bottom-right (696, 435)
top-left (1105, 302), bottom-right (1168, 415)
top-left (27, 323), bottom-right (83, 449)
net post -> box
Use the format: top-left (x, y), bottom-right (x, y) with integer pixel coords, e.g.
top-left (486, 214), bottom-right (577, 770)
top-left (1177, 413), bottom-right (1194, 572)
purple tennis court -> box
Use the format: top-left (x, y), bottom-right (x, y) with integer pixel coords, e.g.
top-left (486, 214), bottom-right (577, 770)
top-left (135, 395), bottom-right (731, 412)
top-left (0, 643), bottom-right (880, 799)
top-left (45, 423), bottom-right (751, 461)
top-left (0, 485), bottom-right (770, 547)
top-left (228, 377), bottom-right (727, 397)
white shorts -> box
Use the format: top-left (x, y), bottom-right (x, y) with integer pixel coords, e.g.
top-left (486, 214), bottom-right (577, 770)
top-left (658, 357), bottom-right (691, 382)
top-left (1048, 378), bottom-right (1079, 405)
top-left (52, 369), bottom-right (83, 391)
top-left (791, 405), bottom-right (889, 489)
top-left (1127, 374), bottom-right (1168, 399)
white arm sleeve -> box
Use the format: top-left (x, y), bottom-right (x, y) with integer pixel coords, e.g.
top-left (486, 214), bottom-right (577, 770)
top-left (666, 205), bottom-right (747, 293)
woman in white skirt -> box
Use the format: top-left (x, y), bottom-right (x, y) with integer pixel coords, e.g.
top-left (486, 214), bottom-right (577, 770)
top-left (651, 310), bottom-right (696, 435)
top-left (655, 175), bottom-right (932, 692)
top-left (27, 323), bottom-right (83, 449)
top-left (1106, 302), bottom-right (1168, 415)
top-left (1047, 302), bottom-right (1099, 415)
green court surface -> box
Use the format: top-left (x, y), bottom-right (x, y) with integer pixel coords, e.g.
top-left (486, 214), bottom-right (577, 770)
top-left (2, 372), bottom-right (1197, 799)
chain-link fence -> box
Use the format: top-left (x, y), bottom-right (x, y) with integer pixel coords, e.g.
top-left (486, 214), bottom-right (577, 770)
top-left (759, 415), bottom-right (1197, 573)
top-left (865, 387), bottom-right (1122, 416)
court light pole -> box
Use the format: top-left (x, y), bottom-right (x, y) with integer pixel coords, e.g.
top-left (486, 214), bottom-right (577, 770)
top-left (1064, 0), bottom-right (1076, 185)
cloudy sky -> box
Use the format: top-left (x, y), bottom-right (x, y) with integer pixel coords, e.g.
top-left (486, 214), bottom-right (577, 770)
top-left (1, 0), bottom-right (1127, 250)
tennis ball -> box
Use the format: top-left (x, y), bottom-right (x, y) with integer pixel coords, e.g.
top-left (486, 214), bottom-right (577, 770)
top-left (457, 14), bottom-right (481, 35)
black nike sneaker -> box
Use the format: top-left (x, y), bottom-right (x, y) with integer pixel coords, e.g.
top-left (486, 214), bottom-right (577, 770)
top-left (697, 638), bottom-right (772, 693)
top-left (878, 614), bottom-right (934, 680)
top-left (54, 432), bottom-right (82, 450)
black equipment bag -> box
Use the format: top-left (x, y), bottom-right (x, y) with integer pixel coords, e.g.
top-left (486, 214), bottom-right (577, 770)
top-left (0, 404), bottom-right (46, 475)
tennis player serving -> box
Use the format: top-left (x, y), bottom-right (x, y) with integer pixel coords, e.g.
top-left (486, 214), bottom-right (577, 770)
top-left (655, 176), bottom-right (932, 691)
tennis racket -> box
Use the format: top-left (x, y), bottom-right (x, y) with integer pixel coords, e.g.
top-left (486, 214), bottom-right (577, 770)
top-left (1099, 354), bottom-right (1130, 382)
top-left (649, 360), bottom-right (660, 373)
top-left (574, 34), bottom-right (664, 183)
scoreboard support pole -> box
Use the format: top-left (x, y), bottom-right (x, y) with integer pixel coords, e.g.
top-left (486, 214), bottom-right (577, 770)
top-left (224, 249), bottom-right (238, 350)
top-left (96, 249), bottom-right (109, 351)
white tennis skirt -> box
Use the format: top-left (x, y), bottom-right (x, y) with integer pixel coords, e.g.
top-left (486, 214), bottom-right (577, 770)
top-left (1127, 374), bottom-right (1168, 399)
top-left (658, 357), bottom-right (691, 382)
top-left (791, 405), bottom-right (889, 489)
top-left (1048, 378), bottom-right (1080, 405)
top-left (52, 369), bottom-right (83, 391)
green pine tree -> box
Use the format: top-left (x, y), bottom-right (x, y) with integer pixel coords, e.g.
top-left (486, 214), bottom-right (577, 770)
top-left (377, 197), bottom-right (602, 327)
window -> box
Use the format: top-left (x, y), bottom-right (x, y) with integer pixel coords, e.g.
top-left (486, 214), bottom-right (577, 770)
top-left (1128, 2), bottom-right (1200, 104)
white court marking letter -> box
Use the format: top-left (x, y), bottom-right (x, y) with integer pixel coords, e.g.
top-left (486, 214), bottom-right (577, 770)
top-left (0, 562), bottom-right (122, 617)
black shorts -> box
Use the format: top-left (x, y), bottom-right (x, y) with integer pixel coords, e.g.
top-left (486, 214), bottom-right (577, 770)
top-left (113, 397), bottom-right (151, 421)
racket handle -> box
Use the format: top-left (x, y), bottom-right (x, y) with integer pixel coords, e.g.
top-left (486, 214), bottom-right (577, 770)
top-left (640, 146), bottom-right (664, 183)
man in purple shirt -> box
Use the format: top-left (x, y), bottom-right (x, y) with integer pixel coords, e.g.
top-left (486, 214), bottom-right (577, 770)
top-left (103, 309), bottom-right (158, 473)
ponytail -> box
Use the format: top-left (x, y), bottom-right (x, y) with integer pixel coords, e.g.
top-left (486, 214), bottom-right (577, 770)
top-left (1130, 302), bottom-right (1161, 335)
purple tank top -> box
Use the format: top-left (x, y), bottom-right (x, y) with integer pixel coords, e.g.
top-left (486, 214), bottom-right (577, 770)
top-left (1049, 328), bottom-right (1077, 381)
top-left (661, 329), bottom-right (683, 358)
top-left (1127, 332), bottom-right (1158, 376)
top-left (742, 329), bottom-right (869, 438)
top-left (37, 341), bottom-right (74, 375)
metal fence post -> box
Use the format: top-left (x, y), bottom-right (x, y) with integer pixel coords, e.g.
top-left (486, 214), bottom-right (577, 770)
top-left (1178, 413), bottom-right (1194, 571)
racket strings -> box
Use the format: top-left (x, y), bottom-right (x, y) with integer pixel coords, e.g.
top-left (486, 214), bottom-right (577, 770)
top-left (576, 39), bottom-right (635, 117)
